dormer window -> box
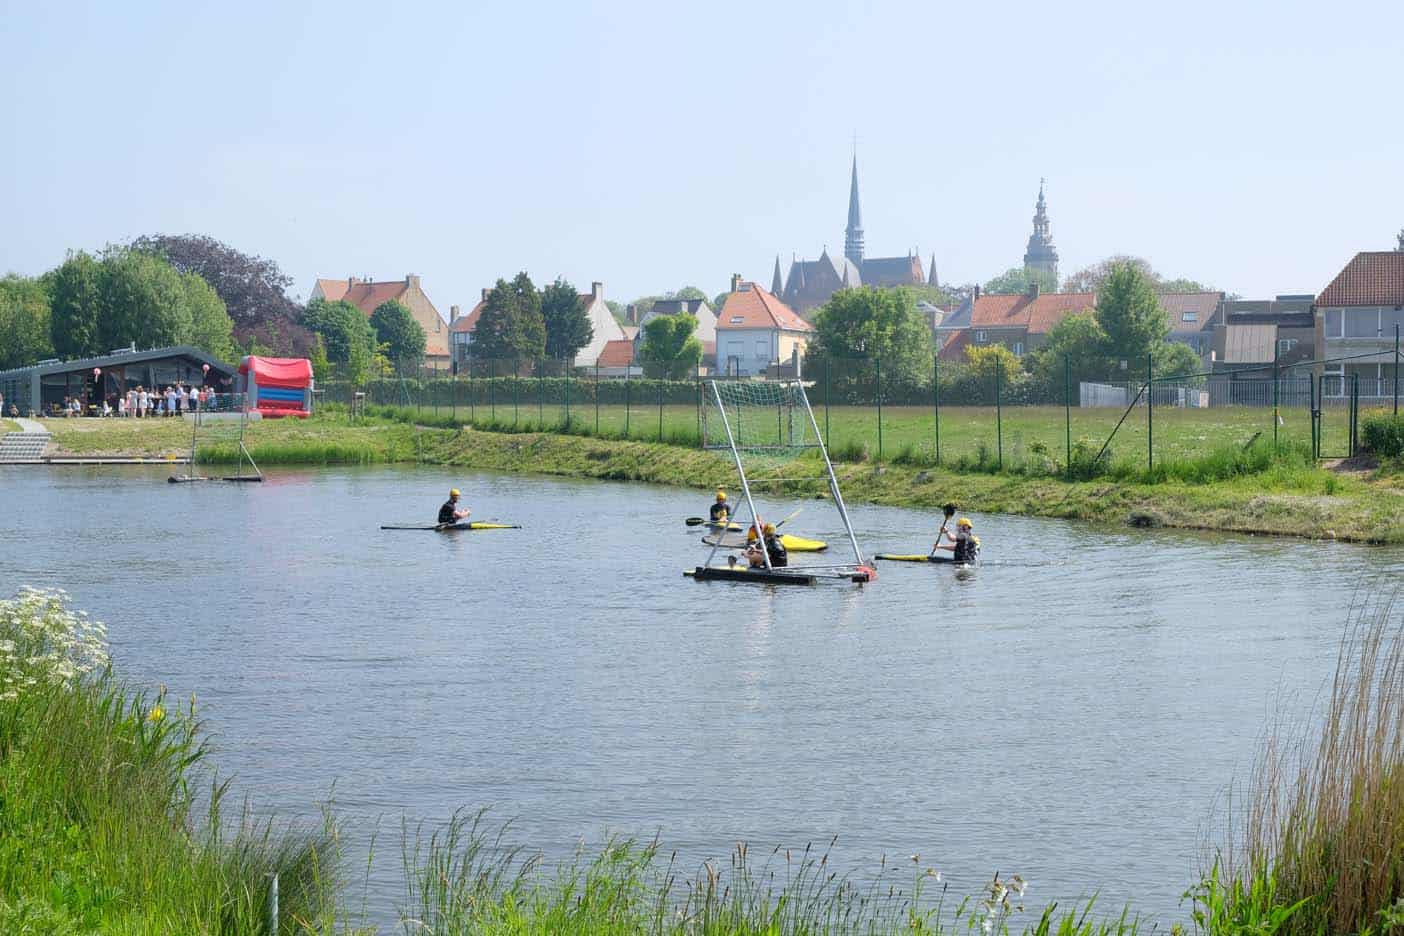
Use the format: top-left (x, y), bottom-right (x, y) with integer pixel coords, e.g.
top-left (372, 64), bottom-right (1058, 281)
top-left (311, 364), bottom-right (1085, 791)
top-left (1181, 311), bottom-right (1198, 323)
top-left (730, 316), bottom-right (744, 324)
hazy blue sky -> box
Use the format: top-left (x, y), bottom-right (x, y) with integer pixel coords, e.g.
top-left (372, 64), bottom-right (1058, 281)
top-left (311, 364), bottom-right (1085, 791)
top-left (3, 0), bottom-right (1401, 312)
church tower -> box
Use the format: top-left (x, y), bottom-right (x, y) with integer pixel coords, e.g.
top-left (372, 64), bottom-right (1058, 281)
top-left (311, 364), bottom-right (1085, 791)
top-left (844, 155), bottom-right (864, 265)
top-left (1022, 179), bottom-right (1059, 282)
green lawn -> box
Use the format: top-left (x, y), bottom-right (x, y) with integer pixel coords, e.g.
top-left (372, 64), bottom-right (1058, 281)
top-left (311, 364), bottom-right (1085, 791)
top-left (381, 399), bottom-right (1356, 470)
top-left (0, 419), bottom-right (18, 434)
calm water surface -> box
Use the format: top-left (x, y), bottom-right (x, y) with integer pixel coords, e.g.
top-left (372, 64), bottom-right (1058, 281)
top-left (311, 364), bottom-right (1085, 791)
top-left (3, 465), bottom-right (1400, 929)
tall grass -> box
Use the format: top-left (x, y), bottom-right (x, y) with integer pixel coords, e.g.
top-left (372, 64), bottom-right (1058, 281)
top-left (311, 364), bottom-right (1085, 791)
top-left (400, 809), bottom-right (1144, 935)
top-left (0, 588), bottom-right (360, 934)
top-left (1204, 589), bottom-right (1404, 935)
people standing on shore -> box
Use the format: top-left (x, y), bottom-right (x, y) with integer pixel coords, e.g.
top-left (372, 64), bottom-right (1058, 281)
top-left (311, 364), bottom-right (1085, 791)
top-left (164, 386), bottom-right (176, 417)
top-left (177, 385), bottom-right (187, 414)
top-left (138, 386), bottom-right (149, 418)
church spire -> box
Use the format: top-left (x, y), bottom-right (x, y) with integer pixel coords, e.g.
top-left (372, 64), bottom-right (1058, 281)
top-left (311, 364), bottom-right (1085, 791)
top-left (844, 153), bottom-right (864, 265)
top-left (771, 255), bottom-right (784, 294)
top-left (928, 253), bottom-right (939, 287)
top-left (1022, 178), bottom-right (1059, 283)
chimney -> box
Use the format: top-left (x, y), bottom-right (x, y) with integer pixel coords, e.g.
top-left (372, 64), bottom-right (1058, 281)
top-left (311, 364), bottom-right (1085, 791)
top-left (1027, 281), bottom-right (1041, 298)
top-left (347, 276), bottom-right (359, 288)
top-left (406, 274), bottom-right (421, 290)
top-left (591, 281), bottom-right (604, 301)
top-left (481, 287), bottom-right (489, 300)
top-left (626, 303), bottom-right (637, 324)
top-left (450, 304), bottom-right (461, 324)
top-left (730, 273), bottom-right (742, 292)
top-left (972, 285), bottom-right (980, 301)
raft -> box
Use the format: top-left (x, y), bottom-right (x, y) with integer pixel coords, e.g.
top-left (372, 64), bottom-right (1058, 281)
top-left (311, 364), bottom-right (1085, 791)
top-left (685, 565), bottom-right (817, 586)
top-left (701, 532), bottom-right (828, 552)
top-left (380, 522), bottom-right (521, 531)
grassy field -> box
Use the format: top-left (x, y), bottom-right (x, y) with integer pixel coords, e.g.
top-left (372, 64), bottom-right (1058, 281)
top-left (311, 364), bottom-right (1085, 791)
top-left (370, 400), bottom-right (1355, 471)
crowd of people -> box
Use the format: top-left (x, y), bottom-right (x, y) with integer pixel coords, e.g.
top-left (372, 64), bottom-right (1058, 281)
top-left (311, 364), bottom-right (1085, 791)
top-left (51, 384), bottom-right (217, 418)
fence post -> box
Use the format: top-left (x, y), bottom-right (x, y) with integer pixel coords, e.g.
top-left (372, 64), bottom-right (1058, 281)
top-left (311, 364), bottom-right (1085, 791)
top-left (1146, 353), bottom-right (1154, 473)
top-left (932, 353), bottom-right (941, 466)
top-left (433, 359), bottom-right (439, 418)
top-left (564, 362), bottom-right (570, 429)
top-left (595, 364), bottom-right (600, 435)
top-left (489, 359), bottom-right (495, 421)
top-left (695, 367), bottom-right (702, 447)
top-left (875, 354), bottom-right (883, 460)
top-left (658, 376), bottom-right (665, 442)
top-left (513, 362), bottom-right (519, 427)
top-left (1310, 371), bottom-right (1318, 459)
top-left (1395, 323), bottom-right (1400, 416)
top-left (1272, 342), bottom-right (1280, 452)
top-left (824, 356), bottom-right (831, 446)
top-left (1065, 354), bottom-right (1072, 479)
top-left (452, 369), bottom-right (457, 422)
top-left (538, 358), bottom-right (544, 427)
top-left (995, 356), bottom-right (1003, 470)
top-left (1351, 373), bottom-right (1359, 456)
top-left (625, 367), bottom-right (631, 437)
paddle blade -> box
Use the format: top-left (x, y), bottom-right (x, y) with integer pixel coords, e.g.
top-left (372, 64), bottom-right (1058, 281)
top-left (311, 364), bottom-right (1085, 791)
top-left (685, 517), bottom-right (707, 526)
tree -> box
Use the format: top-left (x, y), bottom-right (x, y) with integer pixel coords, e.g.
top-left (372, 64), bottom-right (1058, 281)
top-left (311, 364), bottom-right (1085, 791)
top-left (181, 272), bottom-right (235, 361)
top-left (96, 247), bottom-right (192, 352)
top-left (301, 297), bottom-right (377, 381)
top-left (308, 335), bottom-right (332, 381)
top-left (1153, 340), bottom-right (1203, 379)
top-left (1024, 309), bottom-right (1108, 391)
top-left (964, 343), bottom-right (1021, 379)
top-left (712, 292), bottom-right (730, 312)
top-left (369, 300), bottom-right (426, 364)
top-left (130, 234), bottom-right (300, 327)
top-left (810, 287), bottom-right (933, 385)
top-left (540, 278), bottom-right (593, 361)
top-left (1061, 254), bottom-right (1216, 294)
top-left (983, 266), bottom-right (1058, 295)
top-left (49, 251), bottom-right (103, 358)
top-left (637, 313), bottom-right (703, 379)
top-left (1096, 261), bottom-right (1169, 369)
top-left (0, 275), bottom-right (53, 370)
top-left (670, 286), bottom-right (708, 302)
top-left (472, 272), bottom-right (545, 361)
top-left (902, 283), bottom-right (960, 309)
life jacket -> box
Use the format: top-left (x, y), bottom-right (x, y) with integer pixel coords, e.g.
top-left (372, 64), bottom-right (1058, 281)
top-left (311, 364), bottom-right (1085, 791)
top-left (953, 532), bottom-right (979, 563)
top-left (709, 501), bottom-right (729, 521)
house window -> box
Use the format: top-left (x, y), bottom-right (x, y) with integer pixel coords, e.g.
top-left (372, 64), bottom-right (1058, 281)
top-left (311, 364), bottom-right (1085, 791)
top-left (1013, 341), bottom-right (1024, 356)
top-left (1324, 309), bottom-right (1343, 338)
top-left (755, 340), bottom-right (768, 359)
top-left (1345, 309), bottom-right (1380, 338)
top-left (975, 330), bottom-right (987, 342)
top-left (1278, 338), bottom-right (1297, 354)
top-left (730, 316), bottom-right (745, 324)
top-left (1181, 311), bottom-right (1198, 323)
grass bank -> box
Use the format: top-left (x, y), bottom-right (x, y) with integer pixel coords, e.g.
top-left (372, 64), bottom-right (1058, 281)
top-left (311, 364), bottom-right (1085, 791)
top-left (0, 418), bottom-right (18, 434)
top-left (40, 415), bottom-right (1404, 542)
top-left (0, 588), bottom-right (357, 934)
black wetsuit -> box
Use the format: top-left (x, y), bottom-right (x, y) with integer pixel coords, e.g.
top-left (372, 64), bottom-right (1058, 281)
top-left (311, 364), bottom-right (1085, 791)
top-left (764, 534), bottom-right (788, 568)
top-left (438, 501), bottom-right (460, 524)
top-left (709, 501), bottom-right (729, 522)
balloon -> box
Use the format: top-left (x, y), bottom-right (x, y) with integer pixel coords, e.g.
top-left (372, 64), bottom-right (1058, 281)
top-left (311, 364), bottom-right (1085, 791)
top-left (93, 368), bottom-right (101, 376)
top-left (202, 364), bottom-right (210, 373)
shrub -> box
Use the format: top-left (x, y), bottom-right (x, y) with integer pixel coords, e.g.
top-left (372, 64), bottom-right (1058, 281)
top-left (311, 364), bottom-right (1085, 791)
top-left (1361, 412), bottom-right (1404, 458)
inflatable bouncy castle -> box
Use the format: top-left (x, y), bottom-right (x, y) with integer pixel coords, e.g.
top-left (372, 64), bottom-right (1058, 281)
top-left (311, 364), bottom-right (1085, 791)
top-left (237, 356), bottom-right (312, 418)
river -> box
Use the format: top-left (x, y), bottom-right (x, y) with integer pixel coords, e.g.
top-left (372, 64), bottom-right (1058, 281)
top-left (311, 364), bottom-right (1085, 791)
top-left (2, 465), bottom-right (1400, 930)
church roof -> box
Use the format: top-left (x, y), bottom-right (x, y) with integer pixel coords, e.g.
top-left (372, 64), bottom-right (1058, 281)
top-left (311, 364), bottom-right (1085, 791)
top-left (860, 256), bottom-right (924, 288)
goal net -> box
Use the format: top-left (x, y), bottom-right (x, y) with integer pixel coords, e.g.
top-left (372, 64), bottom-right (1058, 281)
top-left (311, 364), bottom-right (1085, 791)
top-left (701, 379), bottom-right (819, 457)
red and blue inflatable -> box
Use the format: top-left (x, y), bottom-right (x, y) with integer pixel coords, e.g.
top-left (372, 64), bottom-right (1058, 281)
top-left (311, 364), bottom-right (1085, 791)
top-left (238, 356), bottom-right (312, 418)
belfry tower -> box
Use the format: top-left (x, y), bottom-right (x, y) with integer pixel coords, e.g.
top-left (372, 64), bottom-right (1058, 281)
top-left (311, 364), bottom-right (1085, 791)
top-left (1022, 179), bottom-right (1059, 282)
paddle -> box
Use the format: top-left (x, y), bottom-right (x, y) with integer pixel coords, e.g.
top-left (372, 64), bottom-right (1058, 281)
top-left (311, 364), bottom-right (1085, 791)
top-left (930, 502), bottom-right (958, 558)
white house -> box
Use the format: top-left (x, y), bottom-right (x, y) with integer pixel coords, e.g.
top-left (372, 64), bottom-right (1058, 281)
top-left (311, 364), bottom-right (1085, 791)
top-left (714, 276), bottom-right (813, 377)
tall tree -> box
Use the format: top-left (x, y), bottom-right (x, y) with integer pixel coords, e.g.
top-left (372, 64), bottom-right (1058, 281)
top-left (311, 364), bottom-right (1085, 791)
top-left (301, 297), bottom-right (377, 381)
top-left (1096, 261), bottom-right (1170, 368)
top-left (540, 278), bottom-right (593, 361)
top-left (49, 251), bottom-right (103, 358)
top-left (0, 275), bottom-right (53, 370)
top-left (983, 266), bottom-right (1058, 296)
top-left (472, 273), bottom-right (545, 361)
top-left (637, 313), bottom-right (703, 379)
top-left (181, 272), bottom-right (236, 361)
top-left (96, 247), bottom-right (191, 352)
top-left (1025, 309), bottom-right (1109, 389)
top-left (130, 234), bottom-right (300, 327)
top-left (369, 299), bottom-right (426, 364)
top-left (810, 286), bottom-right (932, 385)
top-left (1061, 254), bottom-right (1216, 294)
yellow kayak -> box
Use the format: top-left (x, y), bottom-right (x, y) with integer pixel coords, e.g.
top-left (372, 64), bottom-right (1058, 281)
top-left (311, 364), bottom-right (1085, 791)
top-left (701, 532), bottom-right (828, 552)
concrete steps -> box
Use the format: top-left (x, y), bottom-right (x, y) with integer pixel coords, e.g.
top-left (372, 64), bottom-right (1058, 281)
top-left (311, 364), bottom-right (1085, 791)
top-left (0, 431), bottom-right (52, 464)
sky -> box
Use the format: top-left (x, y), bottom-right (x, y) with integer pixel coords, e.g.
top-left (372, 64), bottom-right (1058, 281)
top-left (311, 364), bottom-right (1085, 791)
top-left (3, 0), bottom-right (1402, 313)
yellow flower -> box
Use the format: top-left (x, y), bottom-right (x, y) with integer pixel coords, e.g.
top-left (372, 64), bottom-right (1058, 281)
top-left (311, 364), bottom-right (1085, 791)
top-left (148, 704), bottom-right (165, 722)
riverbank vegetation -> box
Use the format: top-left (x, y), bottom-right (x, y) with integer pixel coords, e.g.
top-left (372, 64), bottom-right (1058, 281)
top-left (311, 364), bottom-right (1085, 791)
top-left (39, 413), bottom-right (1404, 542)
top-left (0, 589), bottom-right (353, 933)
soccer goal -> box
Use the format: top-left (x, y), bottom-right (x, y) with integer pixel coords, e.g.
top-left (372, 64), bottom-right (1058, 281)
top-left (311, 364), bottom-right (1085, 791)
top-left (168, 392), bottom-right (263, 483)
top-left (695, 378), bottom-right (870, 584)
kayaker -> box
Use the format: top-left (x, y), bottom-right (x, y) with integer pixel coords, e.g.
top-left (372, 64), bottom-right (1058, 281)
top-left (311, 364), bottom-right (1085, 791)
top-left (746, 522), bottom-right (788, 568)
top-left (709, 490), bottom-right (730, 524)
top-left (934, 517), bottom-right (980, 563)
top-left (438, 489), bottom-right (471, 525)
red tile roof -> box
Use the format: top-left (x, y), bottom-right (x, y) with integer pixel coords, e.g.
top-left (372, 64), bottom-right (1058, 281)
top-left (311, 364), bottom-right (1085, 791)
top-left (450, 299), bottom-right (487, 333)
top-left (341, 281), bottom-right (409, 312)
top-left (969, 291), bottom-right (1095, 335)
top-left (1317, 252), bottom-right (1404, 307)
top-left (937, 330), bottom-right (972, 362)
top-left (717, 283), bottom-right (813, 332)
top-left (315, 278), bottom-right (350, 302)
top-left (596, 339), bottom-right (635, 367)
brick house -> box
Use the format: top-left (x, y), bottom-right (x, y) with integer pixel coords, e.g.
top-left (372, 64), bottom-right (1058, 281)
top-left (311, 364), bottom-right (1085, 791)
top-left (715, 276), bottom-right (813, 377)
top-left (1315, 252), bottom-right (1404, 398)
top-left (311, 275), bottom-right (452, 367)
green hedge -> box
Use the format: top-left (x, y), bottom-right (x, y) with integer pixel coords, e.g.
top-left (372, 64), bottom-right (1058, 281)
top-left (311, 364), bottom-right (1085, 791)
top-left (1361, 413), bottom-right (1404, 457)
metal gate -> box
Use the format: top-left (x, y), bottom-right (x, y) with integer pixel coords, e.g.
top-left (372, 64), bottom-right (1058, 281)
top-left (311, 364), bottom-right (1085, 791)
top-left (1313, 373), bottom-right (1358, 459)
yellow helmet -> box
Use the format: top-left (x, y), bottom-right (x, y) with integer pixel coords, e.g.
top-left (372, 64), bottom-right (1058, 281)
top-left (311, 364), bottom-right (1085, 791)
top-left (716, 491), bottom-right (726, 501)
top-left (763, 523), bottom-right (776, 534)
top-left (450, 489), bottom-right (461, 497)
top-left (957, 517), bottom-right (972, 529)
top-left (746, 528), bottom-right (759, 542)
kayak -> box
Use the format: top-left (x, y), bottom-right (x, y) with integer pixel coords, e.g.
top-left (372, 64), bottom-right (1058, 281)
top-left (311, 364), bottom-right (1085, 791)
top-left (701, 532), bottom-right (828, 552)
top-left (874, 553), bottom-right (977, 565)
top-left (380, 522), bottom-right (521, 531)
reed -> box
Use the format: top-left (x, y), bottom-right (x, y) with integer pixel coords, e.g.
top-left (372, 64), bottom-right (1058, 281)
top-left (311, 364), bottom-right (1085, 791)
top-left (1203, 588), bottom-right (1404, 935)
